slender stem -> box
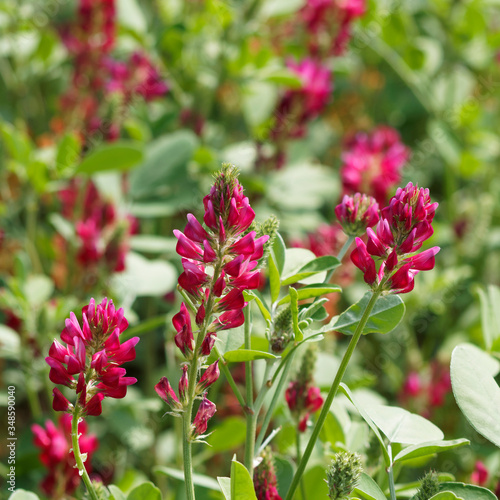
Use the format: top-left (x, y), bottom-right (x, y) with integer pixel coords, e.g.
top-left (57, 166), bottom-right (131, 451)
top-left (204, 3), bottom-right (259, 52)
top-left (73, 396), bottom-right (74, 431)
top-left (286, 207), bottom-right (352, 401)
top-left (285, 289), bottom-right (383, 500)
top-left (337, 235), bottom-right (355, 262)
top-left (214, 345), bottom-right (247, 409)
top-left (255, 351), bottom-right (295, 452)
top-left (244, 310), bottom-right (256, 472)
top-left (387, 444), bottom-right (397, 500)
top-left (71, 409), bottom-right (98, 500)
top-left (182, 409), bottom-right (196, 500)
top-left (296, 430), bottom-right (307, 500)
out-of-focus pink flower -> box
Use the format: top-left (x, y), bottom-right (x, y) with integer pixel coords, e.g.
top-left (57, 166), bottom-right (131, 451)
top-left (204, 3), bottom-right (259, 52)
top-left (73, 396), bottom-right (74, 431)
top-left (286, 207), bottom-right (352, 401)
top-left (271, 59), bottom-right (332, 142)
top-left (350, 183), bottom-right (440, 294)
top-left (402, 371), bottom-right (421, 397)
top-left (300, 0), bottom-right (366, 55)
top-left (341, 126), bottom-right (410, 205)
top-left (292, 223), bottom-right (346, 258)
top-left (46, 298), bottom-right (138, 415)
top-left (32, 414), bottom-right (98, 496)
top-left (471, 461), bottom-right (489, 486)
top-left (192, 396), bottom-right (217, 436)
top-left (253, 447), bottom-right (283, 500)
top-left (335, 193), bottom-right (379, 237)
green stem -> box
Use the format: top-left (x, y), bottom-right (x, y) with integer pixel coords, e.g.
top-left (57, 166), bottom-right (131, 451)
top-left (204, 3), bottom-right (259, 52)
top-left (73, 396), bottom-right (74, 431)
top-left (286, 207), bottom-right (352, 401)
top-left (296, 430), bottom-right (307, 500)
top-left (387, 444), bottom-right (397, 500)
top-left (244, 310), bottom-right (256, 472)
top-left (337, 235), bottom-right (355, 262)
top-left (71, 409), bottom-right (98, 500)
top-left (214, 345), bottom-right (247, 409)
top-left (285, 289), bottom-right (383, 500)
top-left (255, 351), bottom-right (295, 452)
top-left (182, 408), bottom-right (196, 500)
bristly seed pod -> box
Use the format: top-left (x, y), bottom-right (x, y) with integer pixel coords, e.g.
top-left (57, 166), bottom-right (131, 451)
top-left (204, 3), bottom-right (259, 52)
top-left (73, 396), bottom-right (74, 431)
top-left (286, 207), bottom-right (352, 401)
top-left (325, 451), bottom-right (363, 500)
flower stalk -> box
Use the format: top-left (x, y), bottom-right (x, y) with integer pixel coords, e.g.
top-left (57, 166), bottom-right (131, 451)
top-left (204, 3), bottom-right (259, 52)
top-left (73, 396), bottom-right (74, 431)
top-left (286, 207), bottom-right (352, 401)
top-left (285, 288), bottom-right (383, 500)
top-left (71, 406), bottom-right (98, 500)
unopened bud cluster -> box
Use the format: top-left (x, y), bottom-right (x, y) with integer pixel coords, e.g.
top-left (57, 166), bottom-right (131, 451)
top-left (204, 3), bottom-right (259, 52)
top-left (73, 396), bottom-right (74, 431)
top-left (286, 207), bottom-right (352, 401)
top-left (335, 193), bottom-right (379, 237)
top-left (253, 447), bottom-right (282, 500)
top-left (326, 451), bottom-right (363, 500)
top-left (414, 471), bottom-right (440, 500)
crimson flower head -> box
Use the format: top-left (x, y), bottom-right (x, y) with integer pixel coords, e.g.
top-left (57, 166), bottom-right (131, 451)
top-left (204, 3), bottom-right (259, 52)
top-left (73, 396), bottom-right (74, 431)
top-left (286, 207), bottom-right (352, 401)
top-left (335, 193), bottom-right (379, 237)
top-left (341, 126), bottom-right (410, 204)
top-left (32, 414), bottom-right (98, 496)
top-left (253, 447), bottom-right (283, 500)
top-left (351, 183), bottom-right (440, 294)
top-left (46, 298), bottom-right (138, 416)
top-left (285, 346), bottom-right (323, 432)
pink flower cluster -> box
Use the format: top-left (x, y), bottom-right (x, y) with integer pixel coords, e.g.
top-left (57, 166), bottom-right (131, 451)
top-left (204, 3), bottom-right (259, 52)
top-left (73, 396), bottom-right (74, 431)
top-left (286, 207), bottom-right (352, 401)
top-left (46, 298), bottom-right (138, 416)
top-left (57, 180), bottom-right (135, 280)
top-left (58, 0), bottom-right (167, 142)
top-left (292, 223), bottom-right (346, 258)
top-left (300, 0), bottom-right (366, 56)
top-left (351, 183), bottom-right (440, 293)
top-left (286, 381), bottom-right (323, 432)
top-left (400, 361), bottom-right (451, 418)
top-left (156, 166), bottom-right (268, 437)
top-left (271, 59), bottom-right (332, 141)
top-left (31, 414), bottom-right (98, 496)
top-left (341, 126), bottom-right (410, 204)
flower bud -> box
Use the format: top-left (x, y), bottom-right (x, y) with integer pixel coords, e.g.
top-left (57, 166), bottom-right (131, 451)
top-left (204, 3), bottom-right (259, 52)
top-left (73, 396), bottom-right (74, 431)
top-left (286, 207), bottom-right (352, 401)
top-left (197, 361), bottom-right (220, 392)
top-left (192, 396), bottom-right (216, 437)
top-left (335, 193), bottom-right (379, 237)
top-left (253, 447), bottom-right (282, 500)
top-left (414, 471), bottom-right (440, 500)
top-left (326, 451), bottom-right (363, 500)
top-left (270, 306), bottom-right (293, 353)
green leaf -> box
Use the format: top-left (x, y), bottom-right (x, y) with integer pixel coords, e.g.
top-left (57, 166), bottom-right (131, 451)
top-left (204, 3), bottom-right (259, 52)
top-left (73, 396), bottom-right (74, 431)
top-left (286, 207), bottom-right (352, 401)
top-left (77, 141), bottom-right (143, 174)
top-left (48, 213), bottom-right (75, 240)
top-left (242, 81), bottom-right (278, 127)
top-left (108, 485), bottom-right (127, 500)
top-left (290, 287), bottom-right (303, 342)
top-left (126, 482), bottom-right (162, 500)
top-left (367, 405), bottom-right (444, 445)
top-left (230, 460), bottom-right (257, 499)
top-left (439, 482), bottom-right (498, 499)
top-left (154, 466), bottom-right (220, 490)
top-left (281, 254), bottom-right (340, 286)
top-left (0, 325), bottom-right (20, 360)
top-left (339, 384), bottom-right (390, 465)
top-left (218, 477), bottom-right (231, 499)
top-left (129, 235), bottom-right (177, 254)
top-left (428, 493), bottom-right (460, 500)
top-left (353, 473), bottom-right (387, 500)
top-left (477, 285), bottom-right (500, 350)
top-left (215, 326), bottom-right (246, 355)
top-left (278, 284), bottom-right (341, 305)
top-left (56, 132), bottom-right (81, 174)
top-left (393, 438), bottom-right (470, 464)
top-left (450, 343), bottom-right (500, 448)
top-left (244, 290), bottom-right (271, 322)
top-left (129, 131), bottom-right (198, 198)
top-left (208, 417), bottom-right (246, 452)
top-left (223, 349), bottom-right (278, 362)
top-left (0, 122), bottom-right (32, 163)
top-left (24, 275), bottom-right (54, 308)
top-left (272, 233), bottom-right (286, 276)
top-left (269, 250), bottom-right (281, 304)
top-left (8, 490), bottom-right (40, 500)
top-left (260, 67), bottom-right (303, 87)
top-left (111, 252), bottom-right (177, 298)
top-left (333, 292), bottom-right (405, 335)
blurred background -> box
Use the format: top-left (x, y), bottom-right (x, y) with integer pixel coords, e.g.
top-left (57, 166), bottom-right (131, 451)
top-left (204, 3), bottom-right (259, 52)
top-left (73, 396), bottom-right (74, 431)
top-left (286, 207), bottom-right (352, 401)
top-left (1, 0), bottom-right (500, 498)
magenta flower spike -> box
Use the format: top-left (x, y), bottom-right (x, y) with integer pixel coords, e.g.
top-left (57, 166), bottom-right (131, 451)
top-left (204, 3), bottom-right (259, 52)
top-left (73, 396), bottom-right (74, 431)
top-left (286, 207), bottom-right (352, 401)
top-left (350, 183), bottom-right (440, 293)
top-left (46, 298), bottom-right (138, 416)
